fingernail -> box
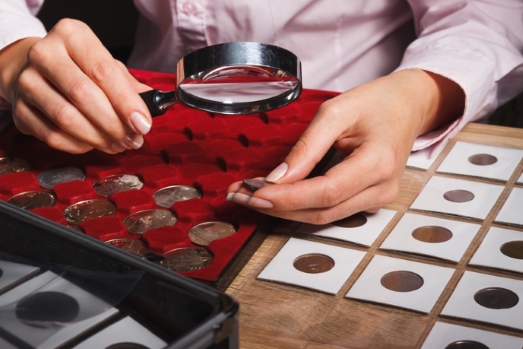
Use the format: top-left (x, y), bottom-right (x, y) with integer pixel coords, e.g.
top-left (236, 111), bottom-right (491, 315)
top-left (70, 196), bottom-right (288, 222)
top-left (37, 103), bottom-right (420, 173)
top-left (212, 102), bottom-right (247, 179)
top-left (130, 112), bottom-right (151, 135)
top-left (227, 192), bottom-right (252, 205)
top-left (123, 134), bottom-right (144, 149)
top-left (110, 142), bottom-right (126, 153)
top-left (265, 162), bottom-right (288, 183)
top-left (248, 197), bottom-right (274, 209)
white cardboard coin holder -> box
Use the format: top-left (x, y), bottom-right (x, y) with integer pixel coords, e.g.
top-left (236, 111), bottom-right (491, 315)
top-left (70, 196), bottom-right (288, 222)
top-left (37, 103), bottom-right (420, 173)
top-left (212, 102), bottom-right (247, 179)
top-left (380, 212), bottom-right (481, 262)
top-left (421, 321), bottom-right (523, 349)
top-left (407, 140), bottom-right (447, 170)
top-left (0, 260), bottom-right (40, 293)
top-left (495, 187), bottom-right (523, 227)
top-left (518, 172), bottom-right (523, 184)
top-left (437, 141), bottom-right (523, 181)
top-left (410, 176), bottom-right (504, 220)
top-left (470, 226), bottom-right (523, 274)
top-left (294, 209), bottom-right (397, 247)
top-left (441, 271), bottom-right (523, 330)
top-left (257, 237), bottom-right (366, 294)
top-left (346, 255), bottom-right (454, 313)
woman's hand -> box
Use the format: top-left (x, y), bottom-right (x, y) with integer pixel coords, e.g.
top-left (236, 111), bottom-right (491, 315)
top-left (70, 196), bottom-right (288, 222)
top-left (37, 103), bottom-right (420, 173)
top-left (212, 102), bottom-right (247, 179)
top-left (227, 69), bottom-right (464, 224)
top-left (0, 19), bottom-right (152, 154)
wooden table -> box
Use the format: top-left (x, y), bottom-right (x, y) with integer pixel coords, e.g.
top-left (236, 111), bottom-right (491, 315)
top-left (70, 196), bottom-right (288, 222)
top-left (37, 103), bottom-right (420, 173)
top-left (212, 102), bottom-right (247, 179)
top-left (226, 123), bottom-right (523, 349)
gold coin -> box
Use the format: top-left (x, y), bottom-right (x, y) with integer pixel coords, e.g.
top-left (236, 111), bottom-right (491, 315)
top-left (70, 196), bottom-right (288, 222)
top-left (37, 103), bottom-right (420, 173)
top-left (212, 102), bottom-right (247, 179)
top-left (7, 191), bottom-right (57, 210)
top-left (293, 253), bottom-right (335, 274)
top-left (443, 189), bottom-right (474, 203)
top-left (500, 240), bottom-right (523, 260)
top-left (411, 225), bottom-right (453, 243)
top-left (380, 270), bottom-right (424, 292)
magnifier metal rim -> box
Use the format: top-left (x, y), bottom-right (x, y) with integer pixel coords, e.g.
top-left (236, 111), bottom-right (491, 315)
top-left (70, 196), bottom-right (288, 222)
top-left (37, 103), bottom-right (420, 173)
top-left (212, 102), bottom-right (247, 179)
top-left (176, 42), bottom-right (302, 114)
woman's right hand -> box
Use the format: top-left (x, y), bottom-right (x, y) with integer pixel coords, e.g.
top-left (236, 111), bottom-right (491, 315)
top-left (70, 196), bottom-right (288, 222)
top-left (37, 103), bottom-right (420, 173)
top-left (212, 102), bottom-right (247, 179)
top-left (0, 18), bottom-right (153, 154)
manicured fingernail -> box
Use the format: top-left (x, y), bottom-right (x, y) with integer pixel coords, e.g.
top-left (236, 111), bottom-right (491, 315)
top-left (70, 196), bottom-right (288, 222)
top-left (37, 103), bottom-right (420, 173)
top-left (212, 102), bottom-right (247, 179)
top-left (248, 197), bottom-right (274, 209)
top-left (123, 134), bottom-right (144, 149)
top-left (130, 112), bottom-right (151, 135)
top-left (227, 192), bottom-right (251, 205)
top-left (110, 142), bottom-right (126, 153)
top-left (265, 162), bottom-right (288, 183)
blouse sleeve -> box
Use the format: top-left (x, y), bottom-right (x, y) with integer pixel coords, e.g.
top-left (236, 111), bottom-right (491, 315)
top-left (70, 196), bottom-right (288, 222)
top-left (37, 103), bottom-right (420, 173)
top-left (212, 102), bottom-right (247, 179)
top-left (0, 0), bottom-right (47, 52)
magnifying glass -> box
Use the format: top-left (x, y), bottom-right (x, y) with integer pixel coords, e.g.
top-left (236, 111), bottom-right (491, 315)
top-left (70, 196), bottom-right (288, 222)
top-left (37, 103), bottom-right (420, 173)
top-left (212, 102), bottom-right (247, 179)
top-left (139, 42), bottom-right (302, 116)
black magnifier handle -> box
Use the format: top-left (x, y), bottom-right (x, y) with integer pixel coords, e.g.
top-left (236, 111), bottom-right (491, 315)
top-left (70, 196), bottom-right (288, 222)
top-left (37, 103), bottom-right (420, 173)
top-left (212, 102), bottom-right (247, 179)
top-left (139, 90), bottom-right (178, 117)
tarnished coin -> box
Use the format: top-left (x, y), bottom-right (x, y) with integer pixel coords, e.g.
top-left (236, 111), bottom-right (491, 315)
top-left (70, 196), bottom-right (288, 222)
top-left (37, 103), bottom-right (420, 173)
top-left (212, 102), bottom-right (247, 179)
top-left (15, 291), bottom-right (80, 327)
top-left (332, 212), bottom-right (367, 228)
top-left (105, 238), bottom-right (149, 256)
top-left (380, 270), bottom-right (424, 292)
top-left (161, 247), bottom-right (213, 272)
top-left (63, 199), bottom-right (116, 225)
top-left (242, 178), bottom-right (268, 191)
top-left (152, 185), bottom-right (202, 208)
top-left (443, 189), bottom-right (474, 203)
top-left (0, 157), bottom-right (30, 175)
top-left (188, 221), bottom-right (236, 246)
top-left (468, 153), bottom-right (498, 166)
top-left (123, 209), bottom-right (177, 236)
top-left (93, 174), bottom-right (144, 198)
top-left (411, 225), bottom-right (453, 243)
top-left (106, 343), bottom-right (149, 349)
top-left (445, 340), bottom-right (489, 349)
top-left (7, 191), bottom-right (57, 210)
top-left (473, 287), bottom-right (519, 309)
top-left (38, 166), bottom-right (86, 189)
top-left (293, 253), bottom-right (335, 274)
top-left (500, 240), bottom-right (523, 260)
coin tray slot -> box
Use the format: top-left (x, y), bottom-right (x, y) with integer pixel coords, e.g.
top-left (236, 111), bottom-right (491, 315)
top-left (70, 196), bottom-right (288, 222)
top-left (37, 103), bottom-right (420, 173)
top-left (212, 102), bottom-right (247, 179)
top-left (178, 162), bottom-right (224, 180)
top-left (142, 132), bottom-right (189, 154)
top-left (171, 199), bottom-right (216, 224)
top-left (184, 118), bottom-right (230, 141)
top-left (118, 154), bottom-right (165, 174)
top-left (111, 190), bottom-right (157, 214)
top-left (83, 156), bottom-right (122, 180)
top-left (495, 187), bottom-right (523, 227)
top-left (31, 207), bottom-right (67, 225)
top-left (138, 164), bottom-right (181, 188)
top-left (82, 216), bottom-right (129, 241)
top-left (441, 271), bottom-right (523, 330)
top-left (221, 115), bottom-right (266, 139)
top-left (0, 172), bottom-right (39, 197)
top-left (201, 138), bottom-right (247, 159)
top-left (346, 255), bottom-right (454, 313)
top-left (261, 103), bottom-right (302, 124)
top-left (217, 147), bottom-right (266, 173)
top-left (194, 172), bottom-right (237, 199)
top-left (421, 322), bottom-right (523, 349)
top-left (52, 180), bottom-right (97, 205)
top-left (142, 226), bottom-right (192, 254)
top-left (164, 141), bottom-right (207, 164)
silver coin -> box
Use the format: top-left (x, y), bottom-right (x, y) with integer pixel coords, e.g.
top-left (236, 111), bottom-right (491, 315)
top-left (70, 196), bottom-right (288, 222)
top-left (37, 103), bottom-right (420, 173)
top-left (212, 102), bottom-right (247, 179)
top-left (161, 247), bottom-right (213, 272)
top-left (7, 191), bottom-right (57, 210)
top-left (0, 157), bottom-right (30, 175)
top-left (38, 166), bottom-right (86, 189)
top-left (93, 174), bottom-right (144, 198)
top-left (105, 238), bottom-right (149, 256)
top-left (123, 209), bottom-right (178, 236)
top-left (63, 199), bottom-right (117, 225)
top-left (188, 221), bottom-right (236, 246)
top-left (152, 185), bottom-right (202, 208)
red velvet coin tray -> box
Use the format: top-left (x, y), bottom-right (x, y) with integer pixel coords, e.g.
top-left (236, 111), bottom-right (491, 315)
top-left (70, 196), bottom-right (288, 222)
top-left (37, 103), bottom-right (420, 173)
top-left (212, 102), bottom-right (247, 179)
top-left (0, 69), bottom-right (338, 288)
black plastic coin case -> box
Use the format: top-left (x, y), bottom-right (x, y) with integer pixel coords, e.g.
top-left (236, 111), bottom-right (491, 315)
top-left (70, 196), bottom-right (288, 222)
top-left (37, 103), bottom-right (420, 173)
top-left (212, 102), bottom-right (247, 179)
top-left (0, 69), bottom-right (338, 286)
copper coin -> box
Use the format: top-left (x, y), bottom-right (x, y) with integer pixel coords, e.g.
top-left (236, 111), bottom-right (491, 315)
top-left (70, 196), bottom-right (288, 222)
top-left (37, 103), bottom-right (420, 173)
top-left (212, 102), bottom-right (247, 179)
top-left (0, 157), bottom-right (30, 175)
top-left (242, 178), bottom-right (268, 191)
top-left (105, 238), bottom-right (149, 256)
top-left (474, 287), bottom-right (519, 309)
top-left (38, 166), bottom-right (86, 189)
top-left (123, 209), bottom-right (177, 236)
top-left (293, 253), bottom-right (335, 274)
top-left (332, 212), bottom-right (367, 228)
top-left (468, 153), bottom-right (498, 166)
top-left (380, 270), bottom-right (424, 292)
top-left (93, 174), bottom-right (144, 198)
top-left (445, 340), bottom-right (489, 349)
top-left (188, 221), bottom-right (236, 246)
top-left (500, 240), bottom-right (523, 260)
top-left (411, 225), bottom-right (453, 243)
top-left (16, 291), bottom-right (80, 327)
top-left (63, 199), bottom-right (116, 225)
top-left (161, 247), bottom-right (213, 272)
top-left (443, 189), bottom-right (474, 203)
top-left (7, 191), bottom-right (57, 210)
top-left (152, 185), bottom-right (202, 208)
top-left (106, 344), bottom-right (149, 349)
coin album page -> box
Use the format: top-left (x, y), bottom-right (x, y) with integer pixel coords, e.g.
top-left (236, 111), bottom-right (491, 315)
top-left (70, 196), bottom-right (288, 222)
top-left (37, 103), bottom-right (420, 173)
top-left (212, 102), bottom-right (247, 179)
top-left (406, 139), bottom-right (447, 170)
top-left (495, 187), bottom-right (523, 226)
top-left (470, 226), bottom-right (523, 273)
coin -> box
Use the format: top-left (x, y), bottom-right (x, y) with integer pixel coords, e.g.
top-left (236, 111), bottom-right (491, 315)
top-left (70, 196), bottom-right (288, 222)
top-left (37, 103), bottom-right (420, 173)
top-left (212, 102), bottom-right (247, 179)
top-left (473, 287), bottom-right (519, 309)
top-left (468, 153), bottom-right (498, 166)
top-left (500, 240), bottom-right (523, 259)
top-left (0, 157), bottom-right (30, 175)
top-left (242, 178), bottom-right (268, 191)
top-left (188, 221), bottom-right (236, 246)
top-left (37, 166), bottom-right (86, 189)
top-left (332, 212), bottom-right (367, 228)
top-left (445, 340), bottom-right (489, 349)
top-left (63, 199), bottom-right (117, 225)
top-left (7, 191), bottom-right (57, 210)
top-left (152, 185), bottom-right (202, 208)
top-left (15, 291), bottom-right (80, 327)
top-left (443, 189), bottom-right (474, 203)
top-left (93, 174), bottom-right (144, 198)
top-left (105, 238), bottom-right (149, 256)
top-left (380, 270), bottom-right (424, 292)
top-left (123, 209), bottom-right (178, 236)
top-left (411, 225), bottom-right (453, 243)
top-left (106, 343), bottom-right (149, 349)
top-left (293, 253), bottom-right (335, 274)
top-left (161, 247), bottom-right (213, 272)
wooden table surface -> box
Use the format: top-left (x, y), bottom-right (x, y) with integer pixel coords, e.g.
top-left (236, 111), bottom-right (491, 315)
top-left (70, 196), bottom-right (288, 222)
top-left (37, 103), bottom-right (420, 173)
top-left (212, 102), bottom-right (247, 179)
top-left (225, 123), bottom-right (523, 349)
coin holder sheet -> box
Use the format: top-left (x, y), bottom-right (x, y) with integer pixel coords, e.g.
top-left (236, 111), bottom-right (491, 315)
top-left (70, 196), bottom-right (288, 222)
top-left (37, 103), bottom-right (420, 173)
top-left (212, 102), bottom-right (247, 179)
top-left (495, 187), bottom-right (523, 227)
top-left (410, 176), bottom-right (504, 220)
top-left (0, 271), bottom-right (118, 349)
top-left (294, 209), bottom-right (397, 247)
top-left (470, 226), bottom-right (523, 273)
top-left (380, 213), bottom-right (480, 262)
top-left (406, 140), bottom-right (447, 170)
top-left (0, 260), bottom-right (39, 293)
top-left (257, 237), bottom-right (366, 294)
top-left (346, 255), bottom-right (454, 313)
top-left (421, 321), bottom-right (523, 349)
top-left (441, 271), bottom-right (523, 330)
top-left (73, 316), bottom-right (166, 349)
top-left (518, 172), bottom-right (523, 184)
top-left (437, 141), bottom-right (523, 181)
